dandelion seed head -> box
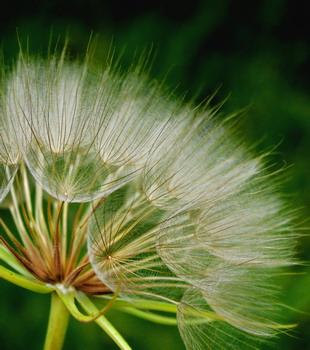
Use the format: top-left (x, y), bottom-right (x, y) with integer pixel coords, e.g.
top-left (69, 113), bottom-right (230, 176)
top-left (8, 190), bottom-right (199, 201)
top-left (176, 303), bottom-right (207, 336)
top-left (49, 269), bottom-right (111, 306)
top-left (0, 48), bottom-right (299, 350)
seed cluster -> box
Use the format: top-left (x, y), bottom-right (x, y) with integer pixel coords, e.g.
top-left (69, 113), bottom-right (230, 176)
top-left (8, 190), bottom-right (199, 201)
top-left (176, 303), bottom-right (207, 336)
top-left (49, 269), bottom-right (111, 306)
top-left (0, 52), bottom-right (298, 349)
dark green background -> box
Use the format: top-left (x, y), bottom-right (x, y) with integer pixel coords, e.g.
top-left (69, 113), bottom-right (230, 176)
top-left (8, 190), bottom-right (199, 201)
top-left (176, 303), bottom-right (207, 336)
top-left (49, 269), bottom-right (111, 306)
top-left (0, 1), bottom-right (309, 349)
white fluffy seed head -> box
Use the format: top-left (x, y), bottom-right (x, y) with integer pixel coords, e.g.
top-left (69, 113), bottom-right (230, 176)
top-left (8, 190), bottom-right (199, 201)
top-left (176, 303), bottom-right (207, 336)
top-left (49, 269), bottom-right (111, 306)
top-left (141, 110), bottom-right (263, 211)
top-left (0, 50), bottom-right (299, 349)
top-left (4, 55), bottom-right (171, 202)
top-left (0, 70), bottom-right (23, 201)
top-left (177, 288), bottom-right (264, 350)
top-left (87, 189), bottom-right (185, 301)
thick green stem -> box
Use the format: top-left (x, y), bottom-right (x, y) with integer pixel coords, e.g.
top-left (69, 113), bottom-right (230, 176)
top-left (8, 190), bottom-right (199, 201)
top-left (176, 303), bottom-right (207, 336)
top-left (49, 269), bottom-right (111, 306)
top-left (44, 293), bottom-right (70, 350)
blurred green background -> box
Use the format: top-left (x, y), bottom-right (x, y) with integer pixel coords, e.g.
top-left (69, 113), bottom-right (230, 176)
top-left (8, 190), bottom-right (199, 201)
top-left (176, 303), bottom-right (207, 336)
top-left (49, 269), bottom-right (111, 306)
top-left (0, 0), bottom-right (309, 349)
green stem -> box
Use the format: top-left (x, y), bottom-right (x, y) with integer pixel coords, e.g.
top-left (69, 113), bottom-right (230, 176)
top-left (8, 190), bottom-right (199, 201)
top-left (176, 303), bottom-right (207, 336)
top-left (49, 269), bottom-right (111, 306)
top-left (77, 293), bottom-right (132, 350)
top-left (119, 307), bottom-right (178, 325)
top-left (44, 293), bottom-right (70, 350)
top-left (96, 296), bottom-right (178, 313)
top-left (96, 296), bottom-right (222, 322)
top-left (0, 265), bottom-right (52, 293)
top-left (124, 299), bottom-right (178, 313)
